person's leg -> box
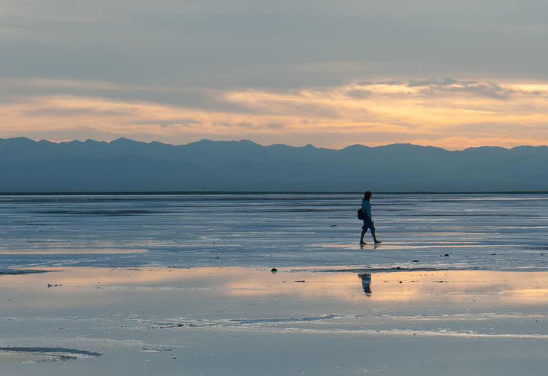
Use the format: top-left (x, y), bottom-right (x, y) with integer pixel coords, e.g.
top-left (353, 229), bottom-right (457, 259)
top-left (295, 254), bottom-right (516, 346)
top-left (370, 222), bottom-right (381, 244)
top-left (360, 222), bottom-right (367, 244)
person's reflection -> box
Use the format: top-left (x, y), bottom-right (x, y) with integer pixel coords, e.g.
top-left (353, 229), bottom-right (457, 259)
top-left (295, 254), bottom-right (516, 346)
top-left (358, 273), bottom-right (372, 296)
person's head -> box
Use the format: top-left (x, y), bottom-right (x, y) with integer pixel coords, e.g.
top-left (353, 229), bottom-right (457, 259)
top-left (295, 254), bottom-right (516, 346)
top-left (364, 191), bottom-right (372, 201)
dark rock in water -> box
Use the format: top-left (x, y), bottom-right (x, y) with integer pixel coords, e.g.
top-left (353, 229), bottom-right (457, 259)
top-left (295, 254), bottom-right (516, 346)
top-left (444, 254), bottom-right (450, 257)
top-left (142, 346), bottom-right (173, 352)
top-left (0, 347), bottom-right (101, 358)
top-left (294, 280), bottom-right (305, 283)
top-left (396, 266), bottom-right (401, 269)
top-left (491, 253), bottom-right (497, 255)
top-left (412, 260), bottom-right (419, 263)
top-left (329, 225), bottom-right (337, 227)
top-left (0, 269), bottom-right (49, 276)
top-left (271, 268), bottom-right (277, 273)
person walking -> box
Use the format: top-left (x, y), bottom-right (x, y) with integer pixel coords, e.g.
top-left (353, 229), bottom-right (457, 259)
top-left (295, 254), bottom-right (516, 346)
top-left (360, 191), bottom-right (381, 245)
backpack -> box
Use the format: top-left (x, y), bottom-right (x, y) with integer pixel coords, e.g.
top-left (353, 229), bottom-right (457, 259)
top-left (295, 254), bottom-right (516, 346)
top-left (357, 208), bottom-right (364, 220)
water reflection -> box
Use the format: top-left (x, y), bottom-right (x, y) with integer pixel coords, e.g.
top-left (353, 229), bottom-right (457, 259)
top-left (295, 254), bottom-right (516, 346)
top-left (358, 273), bottom-right (372, 296)
top-left (1, 267), bottom-right (548, 309)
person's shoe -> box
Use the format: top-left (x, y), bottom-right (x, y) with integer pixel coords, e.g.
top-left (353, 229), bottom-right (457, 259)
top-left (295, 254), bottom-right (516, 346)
top-left (374, 240), bottom-right (382, 244)
top-left (360, 241), bottom-right (366, 246)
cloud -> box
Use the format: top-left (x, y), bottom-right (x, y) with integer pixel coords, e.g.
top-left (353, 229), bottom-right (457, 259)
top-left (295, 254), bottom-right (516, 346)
top-left (3, 1), bottom-right (547, 149)
top-left (406, 80), bottom-right (515, 99)
top-left (24, 107), bottom-right (130, 117)
top-left (2, 0), bottom-right (548, 91)
top-left (1, 78), bottom-right (548, 149)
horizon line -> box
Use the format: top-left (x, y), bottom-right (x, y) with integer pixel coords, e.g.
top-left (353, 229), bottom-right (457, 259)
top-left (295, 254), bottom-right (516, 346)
top-left (1, 191), bottom-right (548, 196)
top-left (2, 136), bottom-right (548, 152)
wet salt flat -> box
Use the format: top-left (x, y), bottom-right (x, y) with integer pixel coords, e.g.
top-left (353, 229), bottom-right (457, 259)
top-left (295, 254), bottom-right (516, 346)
top-left (1, 267), bottom-right (548, 375)
top-left (1, 194), bottom-right (548, 375)
top-left (0, 193), bottom-right (547, 270)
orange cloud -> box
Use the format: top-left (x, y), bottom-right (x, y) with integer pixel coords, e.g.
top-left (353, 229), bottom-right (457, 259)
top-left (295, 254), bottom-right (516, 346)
top-left (1, 78), bottom-right (548, 149)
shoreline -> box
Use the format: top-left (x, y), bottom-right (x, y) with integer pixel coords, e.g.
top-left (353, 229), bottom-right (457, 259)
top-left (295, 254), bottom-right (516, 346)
top-left (2, 191), bottom-right (548, 195)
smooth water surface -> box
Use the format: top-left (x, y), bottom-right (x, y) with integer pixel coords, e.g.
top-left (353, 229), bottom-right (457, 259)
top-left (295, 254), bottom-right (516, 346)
top-left (1, 193), bottom-right (547, 270)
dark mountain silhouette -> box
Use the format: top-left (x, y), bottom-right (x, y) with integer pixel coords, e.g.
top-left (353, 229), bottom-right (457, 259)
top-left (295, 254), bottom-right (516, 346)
top-left (1, 137), bottom-right (547, 192)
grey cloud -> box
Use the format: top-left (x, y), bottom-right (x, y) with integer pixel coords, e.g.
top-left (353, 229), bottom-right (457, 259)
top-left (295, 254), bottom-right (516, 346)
top-left (2, 0), bottom-right (548, 150)
top-left (2, 0), bottom-right (548, 95)
top-left (132, 119), bottom-right (202, 127)
top-left (418, 81), bottom-right (513, 99)
top-left (345, 90), bottom-right (371, 99)
top-left (267, 122), bottom-right (284, 130)
top-left (407, 78), bottom-right (457, 87)
top-left (357, 80), bottom-right (403, 86)
top-left (24, 108), bottom-right (129, 117)
top-left (353, 78), bottom-right (526, 100)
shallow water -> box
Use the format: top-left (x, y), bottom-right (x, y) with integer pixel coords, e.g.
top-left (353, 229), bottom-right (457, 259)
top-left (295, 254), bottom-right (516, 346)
top-left (2, 266), bottom-right (548, 375)
top-left (3, 194), bottom-right (548, 375)
top-left (1, 193), bottom-right (547, 270)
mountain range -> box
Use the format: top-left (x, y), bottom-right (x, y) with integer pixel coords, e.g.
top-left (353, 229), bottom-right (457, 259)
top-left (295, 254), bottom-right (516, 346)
top-left (1, 137), bottom-right (547, 192)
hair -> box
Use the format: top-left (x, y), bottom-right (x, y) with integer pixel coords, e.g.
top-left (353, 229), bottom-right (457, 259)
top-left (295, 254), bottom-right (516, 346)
top-left (364, 191), bottom-right (372, 200)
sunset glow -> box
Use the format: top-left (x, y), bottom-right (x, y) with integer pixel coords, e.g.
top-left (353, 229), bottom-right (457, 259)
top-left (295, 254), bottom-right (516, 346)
top-left (3, 0), bottom-right (548, 149)
top-left (2, 79), bottom-right (548, 149)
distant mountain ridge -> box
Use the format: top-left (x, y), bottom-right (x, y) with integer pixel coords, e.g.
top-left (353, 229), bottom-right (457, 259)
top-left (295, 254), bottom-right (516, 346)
top-left (1, 137), bottom-right (547, 192)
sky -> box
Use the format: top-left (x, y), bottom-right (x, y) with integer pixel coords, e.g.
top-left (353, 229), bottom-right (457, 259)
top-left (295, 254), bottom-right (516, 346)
top-left (1, 0), bottom-right (548, 150)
